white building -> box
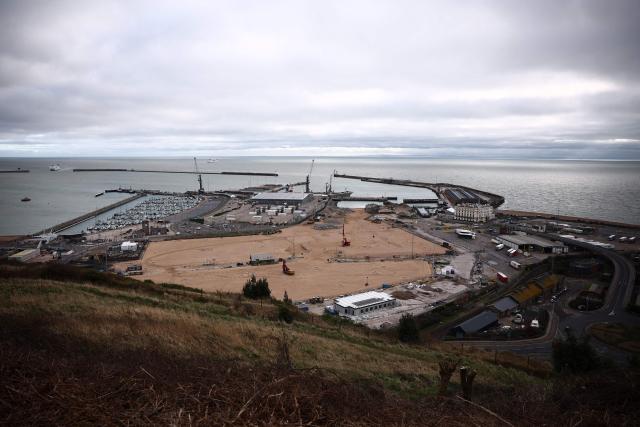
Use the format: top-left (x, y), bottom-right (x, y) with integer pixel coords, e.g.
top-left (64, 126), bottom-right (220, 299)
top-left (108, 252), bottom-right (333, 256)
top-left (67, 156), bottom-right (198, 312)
top-left (454, 203), bottom-right (494, 223)
top-left (334, 291), bottom-right (397, 317)
top-left (121, 241), bottom-right (138, 252)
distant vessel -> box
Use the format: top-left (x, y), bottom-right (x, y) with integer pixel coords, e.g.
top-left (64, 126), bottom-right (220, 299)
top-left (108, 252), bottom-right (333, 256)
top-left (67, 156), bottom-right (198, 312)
top-left (95, 192), bottom-right (104, 197)
top-left (207, 158), bottom-right (218, 163)
top-left (21, 197), bottom-right (31, 202)
top-left (49, 164), bottom-right (61, 171)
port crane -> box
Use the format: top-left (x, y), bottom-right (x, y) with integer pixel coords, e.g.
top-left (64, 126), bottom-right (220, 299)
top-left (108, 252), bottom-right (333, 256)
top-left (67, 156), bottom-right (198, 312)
top-left (193, 157), bottom-right (204, 194)
top-left (305, 159), bottom-right (314, 193)
top-left (288, 159), bottom-right (315, 192)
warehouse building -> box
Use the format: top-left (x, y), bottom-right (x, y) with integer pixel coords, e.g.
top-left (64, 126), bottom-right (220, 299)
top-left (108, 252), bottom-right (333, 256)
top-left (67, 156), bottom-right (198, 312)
top-left (496, 234), bottom-right (567, 254)
top-left (444, 187), bottom-right (481, 205)
top-left (450, 310), bottom-right (499, 338)
top-left (489, 296), bottom-right (519, 317)
top-left (454, 203), bottom-right (495, 223)
top-left (250, 192), bottom-right (312, 205)
top-left (249, 253), bottom-right (276, 265)
top-left (334, 291), bottom-right (397, 317)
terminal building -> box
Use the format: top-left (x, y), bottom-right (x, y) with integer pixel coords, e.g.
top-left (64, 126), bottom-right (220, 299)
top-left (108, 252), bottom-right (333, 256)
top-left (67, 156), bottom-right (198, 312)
top-left (250, 192), bottom-right (312, 205)
top-left (334, 291), bottom-right (397, 317)
top-left (454, 203), bottom-right (495, 223)
top-left (496, 234), bottom-right (567, 254)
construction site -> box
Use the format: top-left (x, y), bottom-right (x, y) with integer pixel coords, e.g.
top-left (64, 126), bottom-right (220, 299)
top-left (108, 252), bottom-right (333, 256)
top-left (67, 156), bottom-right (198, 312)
top-left (122, 209), bottom-right (447, 301)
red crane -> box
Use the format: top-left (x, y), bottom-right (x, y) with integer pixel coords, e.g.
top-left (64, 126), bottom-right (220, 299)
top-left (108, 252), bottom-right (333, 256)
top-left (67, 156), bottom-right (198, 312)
top-left (341, 223), bottom-right (351, 247)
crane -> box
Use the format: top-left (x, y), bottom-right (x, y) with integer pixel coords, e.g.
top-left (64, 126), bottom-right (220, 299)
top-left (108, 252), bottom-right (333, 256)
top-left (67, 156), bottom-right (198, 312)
top-left (305, 159), bottom-right (315, 193)
top-left (193, 157), bottom-right (204, 194)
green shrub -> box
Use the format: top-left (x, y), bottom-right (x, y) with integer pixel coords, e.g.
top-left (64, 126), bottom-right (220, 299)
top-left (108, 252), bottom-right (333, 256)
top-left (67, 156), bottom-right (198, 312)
top-left (398, 313), bottom-right (419, 343)
top-left (242, 275), bottom-right (271, 299)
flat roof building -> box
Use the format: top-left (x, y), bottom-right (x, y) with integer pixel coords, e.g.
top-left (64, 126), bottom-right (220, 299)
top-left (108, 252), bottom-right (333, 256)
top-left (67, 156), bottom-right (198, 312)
top-left (250, 192), bottom-right (312, 205)
top-left (496, 234), bottom-right (567, 254)
top-left (249, 253), bottom-right (276, 265)
top-left (334, 291), bottom-right (397, 317)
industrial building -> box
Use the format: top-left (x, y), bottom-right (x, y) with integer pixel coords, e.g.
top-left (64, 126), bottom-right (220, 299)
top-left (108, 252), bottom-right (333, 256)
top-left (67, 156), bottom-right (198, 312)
top-left (250, 192), bottom-right (312, 205)
top-left (496, 234), bottom-right (567, 254)
top-left (450, 310), bottom-right (498, 338)
top-left (8, 248), bottom-right (39, 263)
top-left (121, 241), bottom-right (138, 252)
top-left (249, 253), bottom-right (276, 265)
top-left (454, 203), bottom-right (495, 223)
top-left (489, 296), bottom-right (519, 317)
top-left (444, 187), bottom-right (482, 205)
top-left (334, 291), bottom-right (397, 317)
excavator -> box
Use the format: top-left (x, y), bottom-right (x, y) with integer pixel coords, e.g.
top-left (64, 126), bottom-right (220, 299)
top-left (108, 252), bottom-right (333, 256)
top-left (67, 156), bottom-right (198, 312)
top-left (282, 259), bottom-right (295, 275)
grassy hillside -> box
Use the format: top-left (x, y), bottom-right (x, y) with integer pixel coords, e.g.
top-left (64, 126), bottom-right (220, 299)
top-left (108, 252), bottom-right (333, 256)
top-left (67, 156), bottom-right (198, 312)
top-left (1, 262), bottom-right (638, 425)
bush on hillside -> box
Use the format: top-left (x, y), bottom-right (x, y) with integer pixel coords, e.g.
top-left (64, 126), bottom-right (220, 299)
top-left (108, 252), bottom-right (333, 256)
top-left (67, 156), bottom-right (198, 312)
top-left (242, 275), bottom-right (271, 299)
top-left (552, 332), bottom-right (602, 374)
top-left (398, 313), bottom-right (419, 343)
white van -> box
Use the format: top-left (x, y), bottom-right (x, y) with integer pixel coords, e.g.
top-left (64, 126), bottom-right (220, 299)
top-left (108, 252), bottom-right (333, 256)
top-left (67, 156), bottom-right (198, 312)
top-left (510, 260), bottom-right (521, 269)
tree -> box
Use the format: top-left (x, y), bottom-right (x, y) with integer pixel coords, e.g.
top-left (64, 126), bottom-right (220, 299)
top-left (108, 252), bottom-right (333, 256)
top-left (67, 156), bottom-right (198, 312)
top-left (242, 275), bottom-right (271, 299)
top-left (552, 332), bottom-right (601, 373)
top-left (438, 358), bottom-right (460, 396)
top-left (398, 313), bottom-right (420, 343)
top-left (278, 304), bottom-right (294, 323)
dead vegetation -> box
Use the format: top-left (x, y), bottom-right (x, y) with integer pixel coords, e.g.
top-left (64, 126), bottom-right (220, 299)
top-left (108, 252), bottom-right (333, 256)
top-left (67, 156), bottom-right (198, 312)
top-left (1, 263), bottom-right (639, 425)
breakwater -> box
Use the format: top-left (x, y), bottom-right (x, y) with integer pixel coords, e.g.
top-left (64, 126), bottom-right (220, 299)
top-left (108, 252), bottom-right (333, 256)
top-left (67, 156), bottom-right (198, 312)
top-left (34, 193), bottom-right (145, 235)
top-left (333, 173), bottom-right (505, 207)
top-left (73, 168), bottom-right (278, 176)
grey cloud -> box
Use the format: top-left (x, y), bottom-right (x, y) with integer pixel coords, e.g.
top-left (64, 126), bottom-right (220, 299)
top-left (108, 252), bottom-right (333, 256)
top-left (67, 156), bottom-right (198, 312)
top-left (0, 0), bottom-right (639, 158)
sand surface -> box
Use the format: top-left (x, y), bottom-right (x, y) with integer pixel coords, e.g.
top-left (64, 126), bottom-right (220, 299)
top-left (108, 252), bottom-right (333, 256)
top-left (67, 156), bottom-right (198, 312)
top-left (126, 211), bottom-right (446, 300)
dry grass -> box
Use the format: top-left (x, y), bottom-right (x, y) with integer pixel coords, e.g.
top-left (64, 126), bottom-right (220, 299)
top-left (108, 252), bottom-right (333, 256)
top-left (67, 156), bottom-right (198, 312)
top-left (591, 323), bottom-right (640, 353)
top-left (1, 272), bottom-right (639, 425)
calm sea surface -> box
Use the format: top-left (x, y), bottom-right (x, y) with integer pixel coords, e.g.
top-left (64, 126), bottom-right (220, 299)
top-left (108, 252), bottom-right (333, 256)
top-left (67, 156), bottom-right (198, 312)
top-left (1, 157), bottom-right (638, 234)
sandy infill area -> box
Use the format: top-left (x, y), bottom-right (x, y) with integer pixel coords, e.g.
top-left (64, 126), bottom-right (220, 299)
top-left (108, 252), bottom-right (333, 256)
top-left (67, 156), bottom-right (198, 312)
top-left (126, 211), bottom-right (446, 301)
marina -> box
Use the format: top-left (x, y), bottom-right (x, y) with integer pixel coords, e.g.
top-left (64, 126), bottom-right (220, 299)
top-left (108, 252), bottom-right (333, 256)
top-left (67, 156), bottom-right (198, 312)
top-left (86, 195), bottom-right (203, 232)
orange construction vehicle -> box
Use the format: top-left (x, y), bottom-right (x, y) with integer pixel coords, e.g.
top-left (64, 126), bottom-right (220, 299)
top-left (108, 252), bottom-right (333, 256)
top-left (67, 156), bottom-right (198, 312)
top-left (282, 260), bottom-right (295, 275)
top-left (341, 224), bottom-right (351, 247)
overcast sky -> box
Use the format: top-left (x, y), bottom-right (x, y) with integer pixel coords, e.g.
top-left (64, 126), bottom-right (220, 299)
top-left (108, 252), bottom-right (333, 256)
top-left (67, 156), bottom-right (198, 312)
top-left (1, 0), bottom-right (639, 158)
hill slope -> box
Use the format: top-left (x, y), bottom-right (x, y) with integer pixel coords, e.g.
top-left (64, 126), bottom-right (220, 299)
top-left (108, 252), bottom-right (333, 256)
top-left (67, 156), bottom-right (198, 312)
top-left (0, 263), bottom-right (638, 425)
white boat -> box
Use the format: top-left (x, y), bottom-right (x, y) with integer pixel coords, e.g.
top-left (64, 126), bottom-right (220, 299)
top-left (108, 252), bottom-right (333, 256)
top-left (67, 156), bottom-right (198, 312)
top-left (49, 164), bottom-right (61, 171)
top-left (207, 158), bottom-right (218, 163)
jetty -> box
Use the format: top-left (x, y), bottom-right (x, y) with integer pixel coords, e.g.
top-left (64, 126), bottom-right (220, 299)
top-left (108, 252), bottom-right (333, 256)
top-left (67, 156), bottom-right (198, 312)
top-left (73, 168), bottom-right (278, 176)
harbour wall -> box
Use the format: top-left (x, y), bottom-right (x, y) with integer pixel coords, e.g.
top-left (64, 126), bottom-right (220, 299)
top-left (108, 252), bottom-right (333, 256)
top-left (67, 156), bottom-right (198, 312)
top-left (35, 193), bottom-right (145, 235)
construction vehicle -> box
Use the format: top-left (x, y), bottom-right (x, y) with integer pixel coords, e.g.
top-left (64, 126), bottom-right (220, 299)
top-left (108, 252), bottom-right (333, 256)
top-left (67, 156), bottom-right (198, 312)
top-left (282, 259), bottom-right (295, 275)
top-left (341, 223), bottom-right (351, 247)
top-left (193, 157), bottom-right (204, 194)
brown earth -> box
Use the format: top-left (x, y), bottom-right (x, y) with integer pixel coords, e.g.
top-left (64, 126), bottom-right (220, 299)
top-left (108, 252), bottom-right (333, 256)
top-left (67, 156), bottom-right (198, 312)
top-left (125, 210), bottom-right (446, 300)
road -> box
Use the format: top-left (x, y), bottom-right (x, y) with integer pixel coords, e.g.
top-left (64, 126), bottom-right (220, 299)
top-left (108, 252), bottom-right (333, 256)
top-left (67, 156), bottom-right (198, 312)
top-left (444, 234), bottom-right (638, 363)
